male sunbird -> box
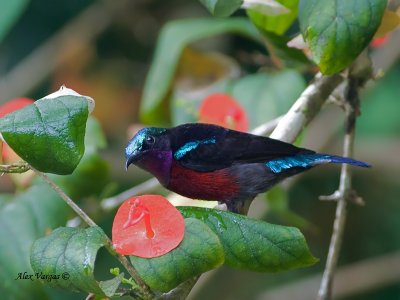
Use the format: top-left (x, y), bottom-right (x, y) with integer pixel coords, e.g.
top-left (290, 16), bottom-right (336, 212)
top-left (125, 123), bottom-right (369, 214)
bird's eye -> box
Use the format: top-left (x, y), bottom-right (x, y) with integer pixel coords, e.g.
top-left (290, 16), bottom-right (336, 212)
top-left (145, 135), bottom-right (155, 145)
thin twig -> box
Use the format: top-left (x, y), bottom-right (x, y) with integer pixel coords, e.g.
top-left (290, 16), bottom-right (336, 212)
top-left (31, 167), bottom-right (153, 299)
top-left (0, 161), bottom-right (30, 173)
top-left (317, 76), bottom-right (362, 300)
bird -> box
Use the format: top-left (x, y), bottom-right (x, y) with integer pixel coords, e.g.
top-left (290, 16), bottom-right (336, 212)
top-left (125, 123), bottom-right (370, 214)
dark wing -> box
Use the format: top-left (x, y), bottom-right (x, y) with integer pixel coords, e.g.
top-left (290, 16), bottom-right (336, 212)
top-left (169, 123), bottom-right (314, 172)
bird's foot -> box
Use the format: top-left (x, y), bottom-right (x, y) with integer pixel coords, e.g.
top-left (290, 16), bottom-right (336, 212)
top-left (214, 202), bottom-right (228, 211)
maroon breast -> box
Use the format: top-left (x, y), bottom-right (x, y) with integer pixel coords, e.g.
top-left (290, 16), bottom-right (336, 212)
top-left (168, 161), bottom-right (239, 201)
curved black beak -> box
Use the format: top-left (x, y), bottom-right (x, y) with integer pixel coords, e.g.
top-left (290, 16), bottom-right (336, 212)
top-left (125, 156), bottom-right (135, 171)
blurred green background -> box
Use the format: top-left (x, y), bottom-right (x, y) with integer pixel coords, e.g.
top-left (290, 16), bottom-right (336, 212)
top-left (0, 0), bottom-right (399, 299)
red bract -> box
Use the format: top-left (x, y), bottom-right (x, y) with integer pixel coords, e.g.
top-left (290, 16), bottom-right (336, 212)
top-left (370, 35), bottom-right (389, 48)
top-left (112, 195), bottom-right (185, 258)
top-left (199, 93), bottom-right (249, 132)
top-left (0, 98), bottom-right (34, 160)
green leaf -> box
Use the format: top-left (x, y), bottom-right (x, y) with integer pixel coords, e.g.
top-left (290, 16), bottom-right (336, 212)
top-left (199, 0), bottom-right (243, 17)
top-left (140, 18), bottom-right (262, 125)
top-left (247, 0), bottom-right (299, 35)
top-left (30, 226), bottom-right (121, 297)
top-left (130, 218), bottom-right (224, 292)
top-left (0, 90), bottom-right (91, 175)
top-left (231, 70), bottom-right (306, 128)
top-left (179, 207), bottom-right (318, 272)
top-left (0, 183), bottom-right (70, 300)
top-left (0, 0), bottom-right (29, 43)
top-left (299, 0), bottom-right (387, 74)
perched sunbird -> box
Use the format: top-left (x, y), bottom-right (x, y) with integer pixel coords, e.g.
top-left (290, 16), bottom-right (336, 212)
top-left (125, 123), bottom-right (369, 213)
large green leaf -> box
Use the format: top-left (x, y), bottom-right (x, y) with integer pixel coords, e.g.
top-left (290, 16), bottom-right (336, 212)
top-left (247, 0), bottom-right (298, 35)
top-left (0, 183), bottom-right (70, 300)
top-left (0, 89), bottom-right (92, 175)
top-left (130, 218), bottom-right (224, 292)
top-left (179, 207), bottom-right (318, 272)
top-left (299, 0), bottom-right (387, 74)
top-left (231, 70), bottom-right (306, 128)
top-left (140, 18), bottom-right (262, 125)
top-left (30, 226), bottom-right (122, 297)
top-left (0, 0), bottom-right (29, 43)
top-left (199, 0), bottom-right (243, 17)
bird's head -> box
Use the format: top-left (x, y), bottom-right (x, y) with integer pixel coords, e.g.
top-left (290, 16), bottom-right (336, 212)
top-left (125, 127), bottom-right (172, 180)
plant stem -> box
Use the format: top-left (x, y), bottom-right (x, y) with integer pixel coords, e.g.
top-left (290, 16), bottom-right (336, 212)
top-left (31, 168), bottom-right (153, 299)
top-left (317, 76), bottom-right (361, 300)
top-left (0, 161), bottom-right (30, 173)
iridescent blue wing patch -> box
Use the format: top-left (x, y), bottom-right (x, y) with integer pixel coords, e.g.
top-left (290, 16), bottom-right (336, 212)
top-left (174, 138), bottom-right (216, 160)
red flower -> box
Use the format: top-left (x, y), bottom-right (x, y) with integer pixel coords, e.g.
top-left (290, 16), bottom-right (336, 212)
top-left (199, 93), bottom-right (249, 132)
top-left (112, 195), bottom-right (185, 258)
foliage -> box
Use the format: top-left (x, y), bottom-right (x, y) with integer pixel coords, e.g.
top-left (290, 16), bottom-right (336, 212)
top-left (0, 0), bottom-right (393, 299)
top-left (0, 90), bottom-right (90, 174)
top-left (299, 0), bottom-right (387, 74)
top-left (31, 227), bottom-right (122, 297)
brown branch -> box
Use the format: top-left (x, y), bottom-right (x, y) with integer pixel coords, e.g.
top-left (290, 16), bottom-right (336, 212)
top-left (316, 74), bottom-right (365, 300)
top-left (0, 161), bottom-right (30, 173)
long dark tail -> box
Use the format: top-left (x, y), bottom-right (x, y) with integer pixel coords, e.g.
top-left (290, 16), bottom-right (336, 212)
top-left (318, 154), bottom-right (371, 168)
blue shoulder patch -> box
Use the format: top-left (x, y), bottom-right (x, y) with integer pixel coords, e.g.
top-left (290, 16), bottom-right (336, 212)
top-left (174, 138), bottom-right (216, 160)
top-left (266, 154), bottom-right (331, 173)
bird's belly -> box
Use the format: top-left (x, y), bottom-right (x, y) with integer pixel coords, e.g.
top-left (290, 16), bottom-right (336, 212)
top-left (167, 162), bottom-right (239, 201)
